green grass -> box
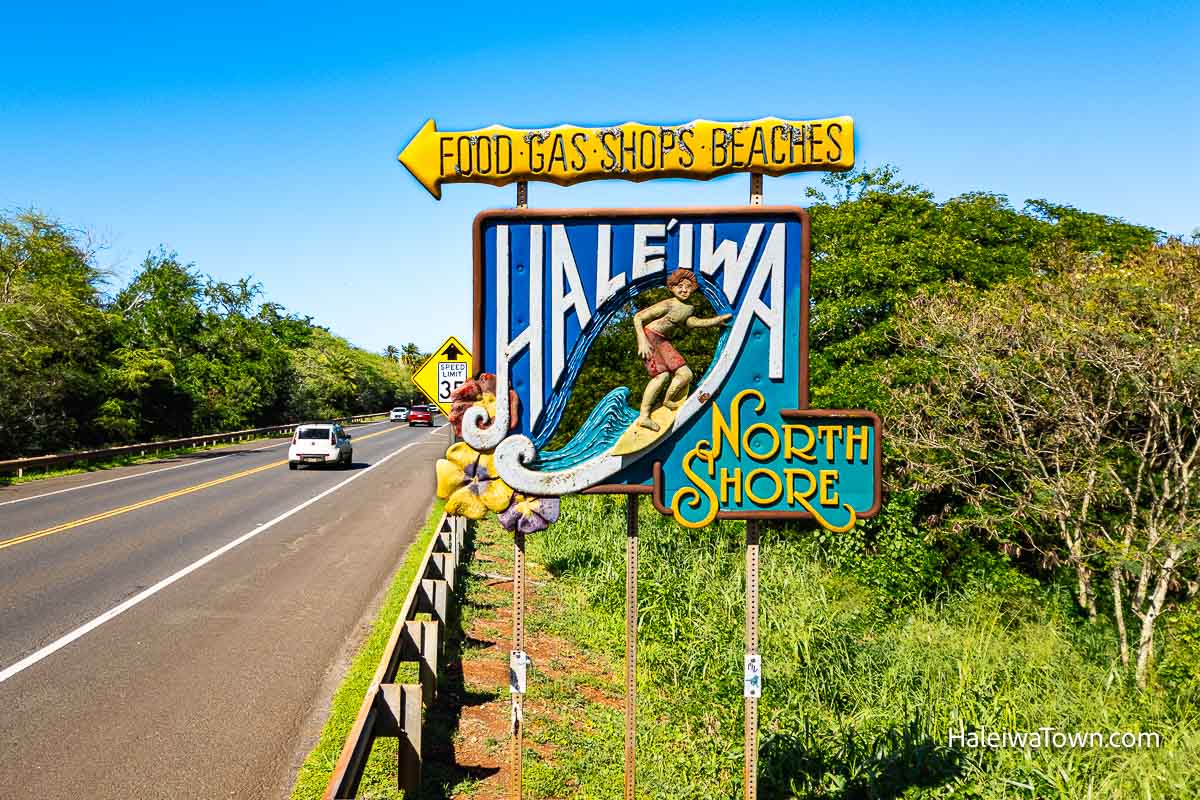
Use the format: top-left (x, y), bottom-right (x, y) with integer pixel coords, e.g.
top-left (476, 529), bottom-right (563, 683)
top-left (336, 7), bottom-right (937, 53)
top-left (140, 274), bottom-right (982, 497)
top-left (290, 498), bottom-right (445, 800)
top-left (516, 495), bottom-right (1200, 799)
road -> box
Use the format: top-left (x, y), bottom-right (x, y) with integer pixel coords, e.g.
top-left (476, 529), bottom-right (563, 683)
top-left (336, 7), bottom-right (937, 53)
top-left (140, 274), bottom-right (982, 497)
top-left (0, 418), bottom-right (449, 798)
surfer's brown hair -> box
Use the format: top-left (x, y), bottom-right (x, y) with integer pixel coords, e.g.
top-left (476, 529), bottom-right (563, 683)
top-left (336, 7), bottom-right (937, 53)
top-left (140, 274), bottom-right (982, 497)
top-left (666, 268), bottom-right (698, 289)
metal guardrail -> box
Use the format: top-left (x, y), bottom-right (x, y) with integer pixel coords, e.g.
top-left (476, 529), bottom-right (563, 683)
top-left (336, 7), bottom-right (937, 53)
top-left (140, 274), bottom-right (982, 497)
top-left (325, 511), bottom-right (466, 799)
top-left (0, 411), bottom-right (392, 477)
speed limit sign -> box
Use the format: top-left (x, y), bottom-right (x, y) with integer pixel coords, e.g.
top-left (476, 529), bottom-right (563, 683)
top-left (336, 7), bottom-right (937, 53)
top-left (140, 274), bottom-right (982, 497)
top-left (412, 335), bottom-right (473, 415)
top-left (437, 360), bottom-right (468, 404)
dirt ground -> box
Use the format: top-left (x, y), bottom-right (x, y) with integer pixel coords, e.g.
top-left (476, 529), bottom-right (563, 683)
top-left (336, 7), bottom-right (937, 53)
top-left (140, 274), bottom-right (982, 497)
top-left (421, 519), bottom-right (622, 800)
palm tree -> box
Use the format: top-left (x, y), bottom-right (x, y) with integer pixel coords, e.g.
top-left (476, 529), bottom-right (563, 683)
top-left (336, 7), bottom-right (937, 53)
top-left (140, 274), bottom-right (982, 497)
top-left (383, 344), bottom-right (400, 362)
top-left (400, 342), bottom-right (422, 370)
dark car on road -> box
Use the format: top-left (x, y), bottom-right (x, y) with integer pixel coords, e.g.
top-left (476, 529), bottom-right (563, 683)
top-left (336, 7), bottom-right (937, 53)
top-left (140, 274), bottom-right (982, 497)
top-left (408, 405), bottom-right (434, 426)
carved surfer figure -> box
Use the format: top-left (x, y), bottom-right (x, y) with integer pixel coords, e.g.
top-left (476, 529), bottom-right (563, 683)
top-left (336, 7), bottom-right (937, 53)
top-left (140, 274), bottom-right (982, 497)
top-left (633, 268), bottom-right (732, 431)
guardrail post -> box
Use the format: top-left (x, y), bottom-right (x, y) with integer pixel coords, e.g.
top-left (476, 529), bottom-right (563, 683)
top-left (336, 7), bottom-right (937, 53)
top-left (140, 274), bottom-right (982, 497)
top-left (430, 553), bottom-right (456, 592)
top-left (437, 519), bottom-right (455, 557)
top-left (379, 683), bottom-right (422, 795)
top-left (419, 579), bottom-right (449, 630)
top-left (404, 620), bottom-right (440, 706)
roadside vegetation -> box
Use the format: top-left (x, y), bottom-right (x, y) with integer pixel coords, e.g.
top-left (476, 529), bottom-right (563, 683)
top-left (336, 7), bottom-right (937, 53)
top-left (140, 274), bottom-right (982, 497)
top-left (434, 170), bottom-right (1199, 797)
top-left (516, 495), bottom-right (1200, 798)
top-left (0, 210), bottom-right (419, 459)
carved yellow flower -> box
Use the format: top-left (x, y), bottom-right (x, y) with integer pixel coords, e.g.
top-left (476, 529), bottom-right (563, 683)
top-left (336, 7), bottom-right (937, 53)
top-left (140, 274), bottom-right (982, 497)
top-left (435, 441), bottom-right (513, 520)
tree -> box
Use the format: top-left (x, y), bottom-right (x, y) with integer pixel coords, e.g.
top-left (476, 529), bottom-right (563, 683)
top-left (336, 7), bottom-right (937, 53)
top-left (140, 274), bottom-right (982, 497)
top-left (107, 250), bottom-right (205, 437)
top-left (257, 302), bottom-right (313, 348)
top-left (283, 328), bottom-right (413, 420)
top-left (0, 209), bottom-right (415, 457)
top-left (803, 168), bottom-right (1159, 412)
top-left (891, 241), bottom-right (1200, 687)
top-left (0, 211), bottom-right (110, 453)
top-left (889, 262), bottom-right (1121, 621)
top-left (183, 276), bottom-right (293, 432)
top-left (1091, 242), bottom-right (1200, 686)
top-left (383, 344), bottom-right (400, 362)
top-left (400, 342), bottom-right (422, 370)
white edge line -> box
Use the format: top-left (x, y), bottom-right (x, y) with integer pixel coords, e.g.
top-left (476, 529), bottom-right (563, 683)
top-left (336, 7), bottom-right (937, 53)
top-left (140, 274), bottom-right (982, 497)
top-left (0, 425), bottom-right (444, 685)
top-left (0, 420), bottom-right (392, 508)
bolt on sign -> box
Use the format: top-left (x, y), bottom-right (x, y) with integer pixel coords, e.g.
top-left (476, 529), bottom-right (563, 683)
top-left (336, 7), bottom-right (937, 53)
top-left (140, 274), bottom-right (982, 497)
top-left (412, 335), bottom-right (472, 415)
top-left (398, 116), bottom-right (854, 199)
top-left (460, 208), bottom-right (881, 531)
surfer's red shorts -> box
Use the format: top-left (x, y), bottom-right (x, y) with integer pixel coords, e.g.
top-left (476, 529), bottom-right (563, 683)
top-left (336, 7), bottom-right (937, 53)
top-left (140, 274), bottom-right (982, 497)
top-left (643, 330), bottom-right (686, 377)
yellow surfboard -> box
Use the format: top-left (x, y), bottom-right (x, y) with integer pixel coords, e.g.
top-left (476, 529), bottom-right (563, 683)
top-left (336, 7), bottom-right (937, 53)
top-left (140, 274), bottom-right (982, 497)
top-left (611, 407), bottom-right (676, 456)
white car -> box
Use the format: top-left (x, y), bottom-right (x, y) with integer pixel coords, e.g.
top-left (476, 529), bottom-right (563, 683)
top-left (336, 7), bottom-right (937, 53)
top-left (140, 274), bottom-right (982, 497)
top-left (389, 406), bottom-right (409, 422)
top-left (288, 423), bottom-right (353, 470)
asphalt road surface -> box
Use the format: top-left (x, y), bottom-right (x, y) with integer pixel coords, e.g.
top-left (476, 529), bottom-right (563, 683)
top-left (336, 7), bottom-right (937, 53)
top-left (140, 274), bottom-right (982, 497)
top-left (0, 418), bottom-right (449, 798)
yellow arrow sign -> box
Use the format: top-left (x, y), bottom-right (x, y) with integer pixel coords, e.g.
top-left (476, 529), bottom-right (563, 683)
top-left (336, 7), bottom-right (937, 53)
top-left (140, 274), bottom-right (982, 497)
top-left (397, 116), bottom-right (854, 199)
top-left (412, 336), bottom-right (473, 415)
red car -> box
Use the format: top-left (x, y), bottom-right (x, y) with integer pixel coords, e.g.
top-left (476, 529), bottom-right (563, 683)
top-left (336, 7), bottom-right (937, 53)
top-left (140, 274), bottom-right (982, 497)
top-left (408, 405), bottom-right (434, 426)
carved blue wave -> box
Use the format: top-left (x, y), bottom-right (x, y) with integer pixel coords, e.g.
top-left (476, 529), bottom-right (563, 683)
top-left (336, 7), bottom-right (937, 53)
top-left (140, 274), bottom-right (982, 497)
top-left (529, 386), bottom-right (640, 471)
top-left (527, 270), bottom-right (735, 471)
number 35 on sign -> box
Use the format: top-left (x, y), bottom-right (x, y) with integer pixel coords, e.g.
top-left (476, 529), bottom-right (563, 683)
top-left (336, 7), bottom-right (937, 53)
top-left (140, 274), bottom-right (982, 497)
top-left (413, 335), bottom-right (473, 415)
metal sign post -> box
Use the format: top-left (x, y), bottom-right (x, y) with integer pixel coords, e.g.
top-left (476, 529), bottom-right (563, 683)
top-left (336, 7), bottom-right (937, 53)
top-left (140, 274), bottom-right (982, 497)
top-left (744, 520), bottom-right (762, 799)
top-left (741, 174), bottom-right (762, 799)
top-left (508, 177), bottom-right (529, 800)
top-left (624, 495), bottom-right (639, 799)
top-left (509, 528), bottom-right (527, 800)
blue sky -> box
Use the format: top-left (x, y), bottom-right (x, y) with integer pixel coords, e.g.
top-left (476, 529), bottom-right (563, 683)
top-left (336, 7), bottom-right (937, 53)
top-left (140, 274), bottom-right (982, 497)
top-left (2, 1), bottom-right (1196, 353)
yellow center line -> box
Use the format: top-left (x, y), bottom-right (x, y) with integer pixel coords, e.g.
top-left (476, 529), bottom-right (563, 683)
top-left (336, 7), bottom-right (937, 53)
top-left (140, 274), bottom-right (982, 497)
top-left (0, 424), bottom-right (410, 553)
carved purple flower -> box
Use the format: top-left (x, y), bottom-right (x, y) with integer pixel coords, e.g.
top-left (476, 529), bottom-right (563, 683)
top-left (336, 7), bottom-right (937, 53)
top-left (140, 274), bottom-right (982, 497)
top-left (498, 494), bottom-right (561, 534)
